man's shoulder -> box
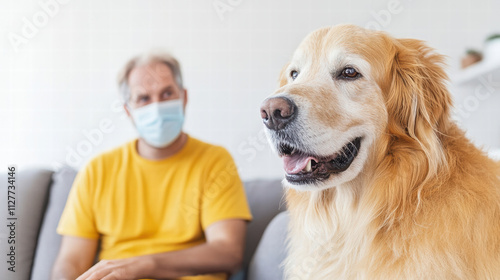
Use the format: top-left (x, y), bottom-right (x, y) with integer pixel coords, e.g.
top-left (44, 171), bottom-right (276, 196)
top-left (84, 139), bottom-right (133, 169)
top-left (189, 136), bottom-right (232, 159)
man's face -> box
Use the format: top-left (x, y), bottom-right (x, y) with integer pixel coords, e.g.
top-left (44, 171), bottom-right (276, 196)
top-left (126, 61), bottom-right (186, 110)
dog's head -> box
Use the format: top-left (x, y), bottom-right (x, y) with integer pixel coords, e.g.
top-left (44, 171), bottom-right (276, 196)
top-left (261, 24), bottom-right (451, 191)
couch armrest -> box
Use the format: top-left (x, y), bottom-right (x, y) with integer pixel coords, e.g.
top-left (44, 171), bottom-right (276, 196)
top-left (0, 167), bottom-right (53, 280)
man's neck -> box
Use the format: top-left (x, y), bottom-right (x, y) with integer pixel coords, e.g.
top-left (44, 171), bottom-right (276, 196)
top-left (136, 132), bottom-right (188, 160)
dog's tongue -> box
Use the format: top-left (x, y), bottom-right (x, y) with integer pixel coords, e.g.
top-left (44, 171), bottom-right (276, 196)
top-left (282, 154), bottom-right (315, 174)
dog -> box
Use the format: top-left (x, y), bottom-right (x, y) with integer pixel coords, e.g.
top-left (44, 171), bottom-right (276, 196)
top-left (260, 24), bottom-right (500, 279)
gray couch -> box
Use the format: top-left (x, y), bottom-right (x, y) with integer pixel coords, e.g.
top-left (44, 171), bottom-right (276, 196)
top-left (0, 166), bottom-right (289, 280)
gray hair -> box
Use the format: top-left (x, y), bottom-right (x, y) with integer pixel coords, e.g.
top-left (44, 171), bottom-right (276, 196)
top-left (117, 51), bottom-right (184, 103)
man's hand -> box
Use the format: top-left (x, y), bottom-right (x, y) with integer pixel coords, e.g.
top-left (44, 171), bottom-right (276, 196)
top-left (76, 256), bottom-right (155, 280)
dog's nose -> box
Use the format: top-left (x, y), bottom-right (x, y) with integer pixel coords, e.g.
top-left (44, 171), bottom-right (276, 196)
top-left (260, 97), bottom-right (297, 131)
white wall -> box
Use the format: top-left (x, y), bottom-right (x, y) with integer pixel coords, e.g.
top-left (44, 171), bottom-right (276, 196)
top-left (2, 0), bottom-right (500, 180)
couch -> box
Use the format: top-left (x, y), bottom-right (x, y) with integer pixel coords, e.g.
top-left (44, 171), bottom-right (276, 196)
top-left (0, 166), bottom-right (290, 280)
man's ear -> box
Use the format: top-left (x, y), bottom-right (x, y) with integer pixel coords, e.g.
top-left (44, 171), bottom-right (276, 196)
top-left (183, 88), bottom-right (188, 111)
top-left (384, 38), bottom-right (452, 140)
top-left (278, 62), bottom-right (290, 88)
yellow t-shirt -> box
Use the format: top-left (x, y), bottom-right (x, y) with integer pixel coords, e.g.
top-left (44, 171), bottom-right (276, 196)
top-left (57, 136), bottom-right (253, 280)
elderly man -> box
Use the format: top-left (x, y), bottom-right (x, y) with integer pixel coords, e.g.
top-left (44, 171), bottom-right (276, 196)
top-left (51, 52), bottom-right (252, 280)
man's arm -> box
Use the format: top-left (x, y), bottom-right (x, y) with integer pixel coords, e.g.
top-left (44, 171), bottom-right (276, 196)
top-left (150, 219), bottom-right (247, 278)
top-left (76, 219), bottom-right (247, 280)
top-left (51, 236), bottom-right (99, 280)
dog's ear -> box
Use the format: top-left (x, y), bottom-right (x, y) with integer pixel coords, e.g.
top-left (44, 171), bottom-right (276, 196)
top-left (278, 62), bottom-right (290, 88)
top-left (383, 38), bottom-right (452, 141)
top-left (381, 38), bottom-right (453, 175)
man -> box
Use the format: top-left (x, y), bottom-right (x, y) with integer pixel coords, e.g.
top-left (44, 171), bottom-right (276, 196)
top-left (51, 52), bottom-right (252, 280)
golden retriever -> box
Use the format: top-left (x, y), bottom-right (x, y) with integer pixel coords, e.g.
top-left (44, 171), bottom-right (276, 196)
top-left (260, 24), bottom-right (500, 279)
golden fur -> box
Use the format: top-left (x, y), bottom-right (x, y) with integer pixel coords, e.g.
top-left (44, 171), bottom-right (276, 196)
top-left (269, 25), bottom-right (500, 279)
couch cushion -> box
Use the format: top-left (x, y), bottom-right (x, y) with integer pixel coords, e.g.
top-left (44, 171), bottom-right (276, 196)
top-left (242, 179), bottom-right (286, 269)
top-left (248, 211), bottom-right (289, 280)
top-left (0, 167), bottom-right (53, 280)
top-left (31, 166), bottom-right (77, 280)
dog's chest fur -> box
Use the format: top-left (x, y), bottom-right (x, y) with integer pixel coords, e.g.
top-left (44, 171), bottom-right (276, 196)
top-left (284, 187), bottom-right (377, 280)
top-left (284, 178), bottom-right (500, 280)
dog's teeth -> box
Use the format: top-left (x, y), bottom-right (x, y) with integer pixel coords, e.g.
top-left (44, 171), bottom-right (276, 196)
top-left (305, 159), bottom-right (312, 172)
top-left (291, 149), bottom-right (296, 155)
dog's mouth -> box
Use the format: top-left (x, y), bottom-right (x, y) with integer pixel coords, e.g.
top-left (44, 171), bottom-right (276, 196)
top-left (279, 137), bottom-right (362, 184)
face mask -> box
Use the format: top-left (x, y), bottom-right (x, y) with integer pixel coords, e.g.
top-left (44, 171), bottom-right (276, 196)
top-left (129, 99), bottom-right (185, 148)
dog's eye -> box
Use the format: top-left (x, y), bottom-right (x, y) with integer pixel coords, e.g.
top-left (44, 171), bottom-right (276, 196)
top-left (290, 70), bottom-right (299, 80)
top-left (340, 67), bottom-right (361, 79)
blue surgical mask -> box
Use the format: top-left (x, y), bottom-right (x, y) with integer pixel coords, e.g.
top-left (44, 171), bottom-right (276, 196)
top-left (129, 99), bottom-right (185, 148)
